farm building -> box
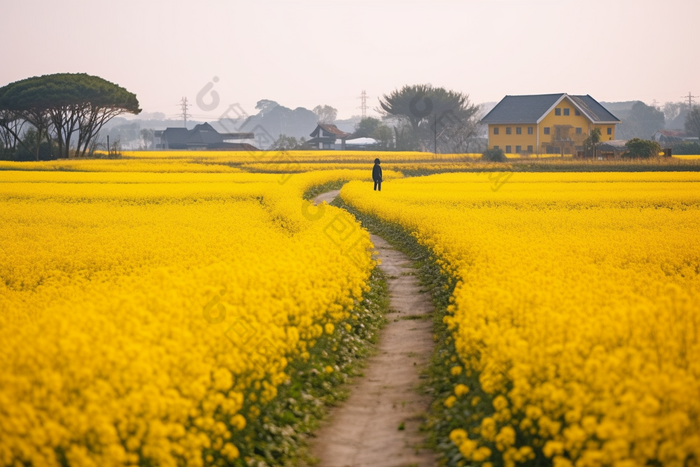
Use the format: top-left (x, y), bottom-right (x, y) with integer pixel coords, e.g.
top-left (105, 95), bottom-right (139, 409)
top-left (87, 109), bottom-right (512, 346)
top-left (651, 130), bottom-right (698, 145)
top-left (481, 93), bottom-right (621, 155)
top-left (154, 123), bottom-right (256, 150)
top-left (307, 123), bottom-right (350, 150)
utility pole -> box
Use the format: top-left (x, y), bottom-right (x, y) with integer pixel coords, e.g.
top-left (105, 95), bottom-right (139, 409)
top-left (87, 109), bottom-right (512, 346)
top-left (681, 91), bottom-right (697, 110)
top-left (180, 97), bottom-right (190, 128)
top-left (357, 90), bottom-right (368, 119)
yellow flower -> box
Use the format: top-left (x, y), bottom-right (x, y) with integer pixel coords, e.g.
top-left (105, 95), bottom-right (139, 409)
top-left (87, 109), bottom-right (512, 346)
top-left (493, 395), bottom-right (509, 411)
top-left (481, 417), bottom-right (497, 441)
top-left (231, 414), bottom-right (246, 431)
top-left (222, 443), bottom-right (240, 460)
top-left (450, 428), bottom-right (469, 444)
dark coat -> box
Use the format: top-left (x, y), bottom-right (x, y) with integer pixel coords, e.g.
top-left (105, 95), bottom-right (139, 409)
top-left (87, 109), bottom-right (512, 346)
top-left (372, 164), bottom-right (383, 181)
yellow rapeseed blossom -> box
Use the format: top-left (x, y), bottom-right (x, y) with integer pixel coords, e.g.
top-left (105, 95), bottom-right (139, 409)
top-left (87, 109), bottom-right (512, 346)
top-left (0, 169), bottom-right (376, 466)
top-left (341, 172), bottom-right (700, 466)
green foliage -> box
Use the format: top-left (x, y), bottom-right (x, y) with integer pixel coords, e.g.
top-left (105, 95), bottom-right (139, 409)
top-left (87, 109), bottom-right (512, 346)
top-left (481, 147), bottom-right (506, 162)
top-left (354, 117), bottom-right (382, 137)
top-left (333, 197), bottom-right (456, 465)
top-left (270, 134), bottom-right (307, 150)
top-left (239, 266), bottom-right (388, 466)
top-left (302, 179), bottom-right (348, 200)
top-left (372, 124), bottom-right (394, 149)
top-left (378, 84), bottom-right (479, 152)
top-left (0, 73), bottom-right (140, 159)
top-left (582, 128), bottom-right (602, 157)
top-left (13, 128), bottom-right (56, 161)
top-left (0, 73), bottom-right (140, 115)
top-left (354, 117), bottom-right (394, 149)
top-left (624, 138), bottom-right (662, 158)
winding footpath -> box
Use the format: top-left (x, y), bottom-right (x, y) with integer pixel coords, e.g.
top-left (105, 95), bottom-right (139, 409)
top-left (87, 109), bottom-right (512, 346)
top-left (310, 190), bottom-right (437, 467)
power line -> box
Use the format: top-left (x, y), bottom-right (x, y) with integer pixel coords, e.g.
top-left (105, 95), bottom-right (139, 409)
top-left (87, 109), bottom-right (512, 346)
top-left (180, 97), bottom-right (190, 128)
top-left (357, 90), bottom-right (368, 119)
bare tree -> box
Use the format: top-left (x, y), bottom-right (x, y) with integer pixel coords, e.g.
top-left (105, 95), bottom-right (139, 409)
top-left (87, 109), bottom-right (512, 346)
top-left (312, 105), bottom-right (338, 124)
top-left (685, 106), bottom-right (700, 138)
top-left (663, 101), bottom-right (684, 122)
top-left (0, 110), bottom-right (26, 158)
top-left (140, 128), bottom-right (155, 150)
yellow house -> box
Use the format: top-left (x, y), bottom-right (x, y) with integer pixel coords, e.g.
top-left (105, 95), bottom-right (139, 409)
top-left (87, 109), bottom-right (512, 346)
top-left (481, 93), bottom-right (621, 155)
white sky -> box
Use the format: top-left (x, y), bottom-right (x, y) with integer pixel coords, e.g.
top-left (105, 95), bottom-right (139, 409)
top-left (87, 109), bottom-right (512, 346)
top-left (2, 0), bottom-right (698, 120)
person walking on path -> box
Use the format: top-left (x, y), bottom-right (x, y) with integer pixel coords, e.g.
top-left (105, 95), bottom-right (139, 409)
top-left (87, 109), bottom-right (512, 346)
top-left (372, 158), bottom-right (383, 191)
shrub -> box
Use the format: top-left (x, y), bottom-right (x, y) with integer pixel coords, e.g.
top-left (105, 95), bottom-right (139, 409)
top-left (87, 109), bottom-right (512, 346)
top-left (624, 138), bottom-right (662, 158)
top-left (481, 147), bottom-right (507, 162)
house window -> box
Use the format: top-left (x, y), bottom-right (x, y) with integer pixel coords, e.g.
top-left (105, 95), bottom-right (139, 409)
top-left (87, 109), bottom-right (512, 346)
top-left (494, 145), bottom-right (500, 149)
top-left (576, 127), bottom-right (582, 134)
top-left (607, 127), bottom-right (612, 135)
top-left (516, 127), bottom-right (522, 135)
top-left (527, 145), bottom-right (533, 152)
top-left (544, 127), bottom-right (550, 135)
top-left (506, 127), bottom-right (512, 135)
top-left (575, 110), bottom-right (581, 116)
top-left (564, 108), bottom-right (570, 116)
top-left (505, 145), bottom-right (512, 153)
top-left (528, 127), bottom-right (533, 135)
top-left (494, 127), bottom-right (499, 135)
top-left (555, 108), bottom-right (561, 116)
top-left (515, 145), bottom-right (521, 153)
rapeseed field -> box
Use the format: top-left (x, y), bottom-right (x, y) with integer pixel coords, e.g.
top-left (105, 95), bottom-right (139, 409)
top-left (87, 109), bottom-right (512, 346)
top-left (341, 172), bottom-right (700, 467)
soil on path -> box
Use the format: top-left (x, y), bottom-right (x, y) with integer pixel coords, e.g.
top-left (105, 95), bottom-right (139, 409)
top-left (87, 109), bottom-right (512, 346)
top-left (310, 191), bottom-right (437, 467)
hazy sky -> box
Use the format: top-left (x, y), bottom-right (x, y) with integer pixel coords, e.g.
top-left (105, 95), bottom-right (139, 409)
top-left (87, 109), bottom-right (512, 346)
top-left (2, 0), bottom-right (698, 120)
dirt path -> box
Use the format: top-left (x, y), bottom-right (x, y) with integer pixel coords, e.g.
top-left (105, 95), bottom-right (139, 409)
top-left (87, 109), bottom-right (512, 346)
top-left (313, 189), bottom-right (341, 205)
top-left (310, 191), bottom-right (436, 467)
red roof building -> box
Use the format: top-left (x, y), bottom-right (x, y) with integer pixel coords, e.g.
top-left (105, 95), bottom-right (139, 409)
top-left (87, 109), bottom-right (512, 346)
top-left (307, 123), bottom-right (350, 150)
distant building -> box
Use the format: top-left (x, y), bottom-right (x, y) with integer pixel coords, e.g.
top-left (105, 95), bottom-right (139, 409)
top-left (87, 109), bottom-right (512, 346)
top-left (345, 137), bottom-right (378, 150)
top-left (651, 130), bottom-right (698, 145)
top-left (154, 123), bottom-right (257, 150)
top-left (307, 123), bottom-right (350, 150)
top-left (481, 93), bottom-right (621, 155)
top-left (596, 140), bottom-right (628, 160)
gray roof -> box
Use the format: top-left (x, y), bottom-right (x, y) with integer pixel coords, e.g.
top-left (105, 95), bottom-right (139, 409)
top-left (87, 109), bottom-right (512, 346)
top-left (481, 93), bottom-right (621, 125)
top-left (160, 127), bottom-right (190, 145)
top-left (161, 123), bottom-right (229, 147)
top-left (568, 95), bottom-right (620, 124)
top-left (187, 123), bottom-right (223, 144)
top-left (598, 140), bottom-right (628, 151)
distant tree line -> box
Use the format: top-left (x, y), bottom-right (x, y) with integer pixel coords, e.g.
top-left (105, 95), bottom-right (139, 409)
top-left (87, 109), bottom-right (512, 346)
top-left (0, 73), bottom-right (140, 161)
top-left (243, 86), bottom-right (485, 153)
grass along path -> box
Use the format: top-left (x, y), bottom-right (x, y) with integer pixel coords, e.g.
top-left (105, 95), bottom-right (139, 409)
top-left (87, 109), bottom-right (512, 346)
top-left (310, 191), bottom-right (437, 467)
